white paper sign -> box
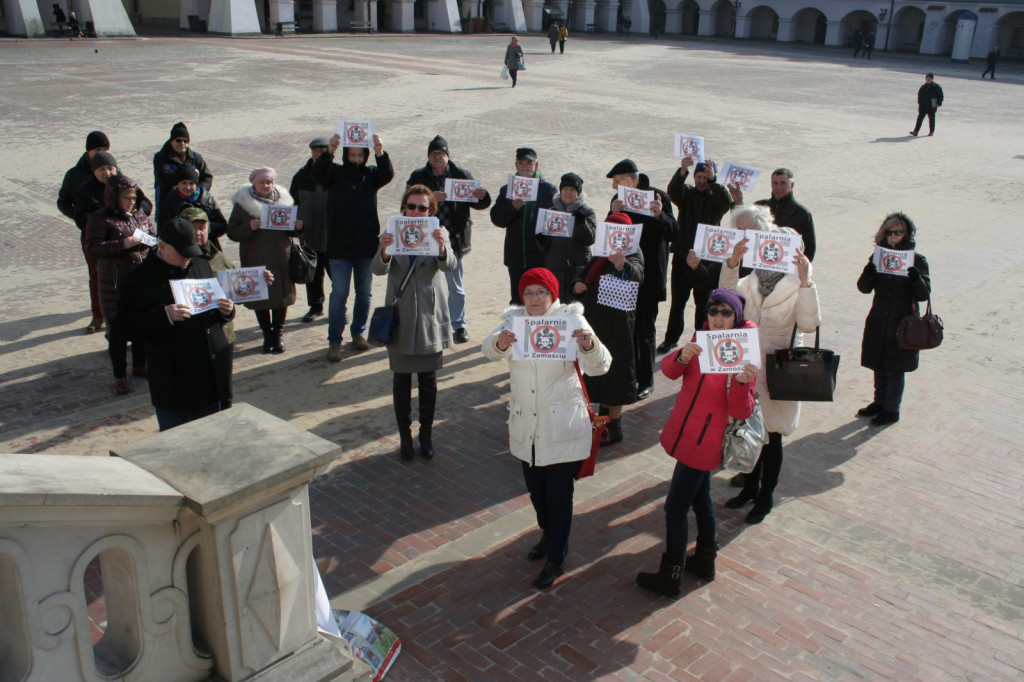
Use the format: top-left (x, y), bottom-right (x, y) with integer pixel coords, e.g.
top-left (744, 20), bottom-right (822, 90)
top-left (337, 120), bottom-right (375, 149)
top-left (216, 267), bottom-right (269, 304)
top-left (386, 216), bottom-right (440, 256)
top-left (695, 328), bottom-right (762, 373)
top-left (505, 174), bottom-right (539, 202)
top-left (535, 209), bottom-right (576, 238)
top-left (741, 229), bottom-right (803, 273)
top-left (511, 316), bottom-right (579, 362)
top-left (719, 162), bottom-right (761, 193)
top-left (694, 223), bottom-right (743, 262)
top-left (617, 186), bottom-right (655, 217)
top-left (594, 222), bottom-right (643, 257)
top-left (133, 227), bottom-right (157, 247)
top-left (673, 133), bottom-right (705, 162)
top-left (170, 278), bottom-right (226, 314)
top-left (259, 204), bottom-right (298, 231)
top-left (444, 178), bottom-right (481, 203)
top-left (872, 246), bottom-right (915, 277)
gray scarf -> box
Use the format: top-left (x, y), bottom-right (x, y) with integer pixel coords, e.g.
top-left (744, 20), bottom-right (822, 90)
top-left (551, 191), bottom-right (587, 213)
top-left (249, 185), bottom-right (279, 204)
top-left (756, 269), bottom-right (786, 297)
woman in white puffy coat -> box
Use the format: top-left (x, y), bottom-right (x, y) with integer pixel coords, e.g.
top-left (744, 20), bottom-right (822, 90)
top-left (483, 267), bottom-right (611, 590)
top-left (718, 207), bottom-right (821, 524)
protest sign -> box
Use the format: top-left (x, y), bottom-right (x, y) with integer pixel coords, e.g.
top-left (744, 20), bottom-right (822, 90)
top-left (505, 174), bottom-right (539, 202)
top-left (741, 229), bottom-right (803, 273)
top-left (259, 204), bottom-right (298, 231)
top-left (694, 223), bottom-right (743, 262)
top-left (594, 222), bottom-right (642, 257)
top-left (673, 133), bottom-right (705, 162)
top-left (216, 267), bottom-right (269, 304)
top-left (133, 227), bottom-right (157, 247)
top-left (695, 328), bottom-right (762, 373)
top-left (338, 120), bottom-right (375, 148)
top-left (535, 208), bottom-right (576, 238)
top-left (512, 315), bottom-right (578, 362)
top-left (170, 278), bottom-right (226, 315)
top-left (330, 610), bottom-right (401, 682)
top-left (872, 246), bottom-right (915, 277)
top-left (444, 178), bottom-right (481, 203)
top-left (617, 186), bottom-right (655, 217)
top-left (386, 216), bottom-right (440, 256)
top-left (719, 162), bottom-right (761, 193)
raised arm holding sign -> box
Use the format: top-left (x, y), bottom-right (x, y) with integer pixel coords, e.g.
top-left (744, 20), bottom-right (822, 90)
top-left (337, 120), bottom-right (375, 149)
top-left (673, 134), bottom-right (705, 162)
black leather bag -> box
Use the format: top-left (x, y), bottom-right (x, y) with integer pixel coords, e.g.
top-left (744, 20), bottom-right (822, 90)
top-left (765, 326), bottom-right (840, 402)
top-left (288, 240), bottom-right (317, 284)
top-left (368, 260), bottom-right (418, 346)
top-left (897, 299), bottom-right (943, 350)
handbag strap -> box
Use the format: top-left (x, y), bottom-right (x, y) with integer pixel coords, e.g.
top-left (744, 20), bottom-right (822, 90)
top-left (573, 360), bottom-right (600, 424)
top-left (393, 258), bottom-right (419, 302)
top-left (788, 323), bottom-right (821, 350)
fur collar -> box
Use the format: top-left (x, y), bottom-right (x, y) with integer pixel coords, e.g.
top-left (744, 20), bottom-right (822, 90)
top-left (231, 183), bottom-right (294, 218)
top-left (500, 301), bottom-right (584, 322)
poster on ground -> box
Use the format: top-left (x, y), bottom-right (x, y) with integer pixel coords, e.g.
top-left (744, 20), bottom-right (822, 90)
top-left (695, 328), bottom-right (762, 373)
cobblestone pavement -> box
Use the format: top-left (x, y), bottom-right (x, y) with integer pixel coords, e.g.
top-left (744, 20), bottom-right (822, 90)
top-left (2, 32), bottom-right (1022, 680)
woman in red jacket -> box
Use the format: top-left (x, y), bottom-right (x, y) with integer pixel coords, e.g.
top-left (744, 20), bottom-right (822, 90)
top-left (637, 288), bottom-right (757, 597)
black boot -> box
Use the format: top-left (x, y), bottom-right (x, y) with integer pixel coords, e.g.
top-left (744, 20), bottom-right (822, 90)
top-left (256, 313), bottom-right (273, 354)
top-left (418, 372), bottom-right (436, 459)
top-left (270, 324), bottom-right (286, 354)
top-left (636, 553), bottom-right (683, 598)
top-left (532, 561), bottom-right (564, 589)
top-left (261, 330), bottom-right (274, 354)
top-left (684, 542), bottom-right (718, 581)
top-left (527, 531), bottom-right (549, 561)
top-left (746, 493), bottom-right (773, 524)
top-left (393, 373), bottom-right (414, 461)
top-left (602, 417), bottom-right (623, 447)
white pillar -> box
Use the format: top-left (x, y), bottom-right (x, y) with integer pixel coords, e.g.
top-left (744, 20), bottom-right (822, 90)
top-left (734, 12), bottom-right (750, 38)
top-left (75, 0), bottom-right (136, 35)
top-left (180, 0), bottom-right (200, 29)
top-left (428, 0), bottom-right (463, 32)
top-left (493, 0), bottom-right (526, 32)
top-left (573, 0), bottom-right (594, 31)
top-left (971, 10), bottom-right (996, 58)
top-left (522, 0), bottom-right (543, 31)
top-left (208, 0), bottom-right (261, 34)
top-left (664, 7), bottom-right (680, 33)
top-left (594, 0), bottom-right (616, 31)
top-left (268, 0), bottom-right (295, 28)
top-left (312, 0), bottom-right (337, 30)
top-left (391, 0), bottom-right (414, 31)
top-left (823, 19), bottom-right (842, 45)
top-left (697, 8), bottom-right (714, 36)
top-left (2, 0), bottom-right (46, 36)
top-left (775, 16), bottom-right (793, 42)
top-left (918, 8), bottom-right (945, 54)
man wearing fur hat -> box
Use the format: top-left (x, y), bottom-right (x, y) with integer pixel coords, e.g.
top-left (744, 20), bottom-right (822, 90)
top-left (660, 156), bottom-right (733, 354)
top-left (607, 159), bottom-right (680, 400)
top-left (406, 135), bottom-right (492, 343)
top-left (152, 121), bottom-right (213, 220)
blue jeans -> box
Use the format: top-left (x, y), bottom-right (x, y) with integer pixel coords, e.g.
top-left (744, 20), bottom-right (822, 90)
top-left (155, 402), bottom-right (221, 432)
top-left (328, 257), bottom-right (373, 345)
top-left (521, 459), bottom-right (577, 565)
top-left (664, 462), bottom-right (715, 563)
top-left (445, 256), bottom-right (466, 329)
top-left (873, 370), bottom-right (906, 412)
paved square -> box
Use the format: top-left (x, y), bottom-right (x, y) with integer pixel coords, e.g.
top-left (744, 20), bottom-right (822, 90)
top-left (1, 32), bottom-right (1022, 680)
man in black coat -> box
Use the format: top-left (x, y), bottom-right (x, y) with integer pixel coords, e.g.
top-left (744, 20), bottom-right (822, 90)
top-left (728, 167), bottom-right (816, 261)
top-left (58, 131), bottom-right (110, 333)
top-left (607, 159), bottom-right (680, 400)
top-left (910, 73), bottom-right (944, 137)
top-left (661, 157), bottom-right (733, 353)
top-left (313, 131), bottom-right (394, 358)
top-left (490, 147), bottom-right (557, 304)
top-left (117, 218), bottom-right (234, 432)
top-left (290, 137), bottom-right (332, 323)
top-left (152, 121), bottom-right (213, 220)
top-left (406, 135), bottom-right (492, 342)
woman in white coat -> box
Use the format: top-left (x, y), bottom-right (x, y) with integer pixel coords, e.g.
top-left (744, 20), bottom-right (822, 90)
top-left (719, 207), bottom-right (820, 524)
top-left (483, 267), bottom-right (611, 590)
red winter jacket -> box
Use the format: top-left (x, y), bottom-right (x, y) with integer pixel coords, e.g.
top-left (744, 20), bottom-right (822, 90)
top-left (659, 320), bottom-right (758, 471)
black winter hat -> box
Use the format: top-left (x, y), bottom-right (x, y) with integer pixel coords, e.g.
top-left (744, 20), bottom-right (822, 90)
top-left (169, 122), bottom-right (190, 141)
top-left (428, 135), bottom-right (449, 156)
top-left (158, 218), bottom-right (203, 258)
top-left (606, 159), bottom-right (639, 178)
top-left (172, 165), bottom-right (200, 186)
top-left (86, 131), bottom-right (109, 151)
top-left (559, 172), bottom-right (584, 192)
top-left (91, 151), bottom-right (118, 171)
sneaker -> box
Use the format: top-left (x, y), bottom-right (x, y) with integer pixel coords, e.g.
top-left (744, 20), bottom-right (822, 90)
top-left (453, 328), bottom-right (469, 344)
top-left (302, 307), bottom-right (323, 323)
top-left (352, 335), bottom-right (369, 352)
top-left (326, 345), bottom-right (342, 363)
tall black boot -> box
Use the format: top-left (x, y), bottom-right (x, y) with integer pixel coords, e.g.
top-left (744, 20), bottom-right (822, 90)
top-left (602, 417), bottom-right (623, 446)
top-left (270, 324), bottom-right (286, 354)
top-left (636, 553), bottom-right (683, 598)
top-left (255, 311), bottom-right (273, 354)
top-left (417, 371), bottom-right (437, 459)
top-left (393, 373), bottom-right (414, 460)
top-left (684, 541), bottom-right (718, 581)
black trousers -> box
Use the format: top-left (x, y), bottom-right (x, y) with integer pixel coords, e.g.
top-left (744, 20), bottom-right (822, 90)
top-left (521, 459), bottom-right (576, 565)
top-left (633, 294), bottom-right (659, 389)
top-left (982, 64), bottom-right (996, 79)
top-left (741, 431), bottom-right (784, 504)
top-left (305, 251), bottom-right (330, 308)
top-left (663, 256), bottom-right (710, 346)
top-left (913, 108), bottom-right (936, 135)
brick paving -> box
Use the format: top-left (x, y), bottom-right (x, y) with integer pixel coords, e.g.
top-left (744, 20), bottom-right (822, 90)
top-left (2, 32), bottom-right (1023, 680)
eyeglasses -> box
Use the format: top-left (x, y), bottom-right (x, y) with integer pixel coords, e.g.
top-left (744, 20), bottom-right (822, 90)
top-left (707, 308), bottom-right (735, 317)
top-left (173, 138), bottom-right (189, 143)
top-left (886, 230), bottom-right (905, 236)
top-left (406, 203), bottom-right (430, 212)
top-left (522, 289), bottom-right (551, 299)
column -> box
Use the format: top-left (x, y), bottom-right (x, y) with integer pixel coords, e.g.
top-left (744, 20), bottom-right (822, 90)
top-left (573, 0), bottom-right (594, 31)
top-left (268, 0), bottom-right (295, 28)
top-left (823, 19), bottom-right (841, 46)
top-left (521, 0), bottom-right (543, 31)
top-left (75, 0), bottom-right (136, 35)
top-left (918, 7), bottom-right (945, 54)
top-left (2, 0), bottom-right (46, 36)
top-left (697, 8), bottom-right (714, 36)
top-left (208, 0), bottom-right (261, 33)
top-left (734, 12), bottom-right (750, 38)
top-left (312, 0), bottom-right (337, 31)
top-left (664, 6), bottom-right (680, 33)
top-left (428, 0), bottom-right (463, 32)
top-left (775, 16), bottom-right (793, 42)
top-left (594, 0), bottom-right (616, 31)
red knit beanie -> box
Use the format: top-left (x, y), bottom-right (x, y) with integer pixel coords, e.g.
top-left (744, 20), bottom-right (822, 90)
top-left (518, 267), bottom-right (560, 302)
top-left (605, 212), bottom-right (632, 225)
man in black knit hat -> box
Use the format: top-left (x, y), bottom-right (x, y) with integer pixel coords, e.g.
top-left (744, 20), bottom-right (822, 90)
top-left (152, 121), bottom-right (213, 220)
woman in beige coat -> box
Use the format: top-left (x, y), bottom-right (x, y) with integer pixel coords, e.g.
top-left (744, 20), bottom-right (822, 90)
top-left (719, 207), bottom-right (820, 524)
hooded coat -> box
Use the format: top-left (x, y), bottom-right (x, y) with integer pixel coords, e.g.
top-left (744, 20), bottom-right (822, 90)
top-left (225, 183), bottom-right (298, 310)
top-left (312, 147), bottom-right (395, 260)
top-left (289, 157), bottom-right (330, 254)
top-left (607, 174), bottom-right (680, 301)
top-left (483, 301), bottom-right (611, 467)
top-left (58, 152), bottom-right (94, 224)
top-left (85, 176), bottom-right (156, 321)
top-left (857, 218), bottom-right (931, 373)
top-left (536, 192), bottom-right (597, 302)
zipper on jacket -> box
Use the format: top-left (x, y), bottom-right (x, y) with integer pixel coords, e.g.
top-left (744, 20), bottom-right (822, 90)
top-left (696, 414), bottom-right (712, 446)
top-left (670, 374), bottom-right (705, 455)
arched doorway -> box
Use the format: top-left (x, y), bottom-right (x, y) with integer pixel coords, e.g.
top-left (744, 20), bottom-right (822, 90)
top-left (791, 7), bottom-right (825, 44)
top-left (940, 9), bottom-right (975, 55)
top-left (649, 0), bottom-right (666, 34)
top-left (839, 10), bottom-right (875, 47)
top-left (680, 0), bottom-right (698, 35)
top-left (747, 5), bottom-right (778, 40)
top-left (889, 6), bottom-right (924, 51)
top-left (713, 0), bottom-right (733, 36)
top-left (995, 10), bottom-right (1024, 53)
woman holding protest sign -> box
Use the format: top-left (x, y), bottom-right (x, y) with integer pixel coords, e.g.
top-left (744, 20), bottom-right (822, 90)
top-left (636, 288), bottom-right (757, 596)
top-left (226, 167), bottom-right (302, 355)
top-left (719, 207), bottom-right (820, 525)
top-left (86, 175), bottom-right (155, 395)
top-left (572, 212), bottom-right (643, 445)
top-left (372, 185), bottom-right (456, 462)
top-left (856, 213), bottom-right (931, 427)
top-left (483, 267), bottom-right (611, 590)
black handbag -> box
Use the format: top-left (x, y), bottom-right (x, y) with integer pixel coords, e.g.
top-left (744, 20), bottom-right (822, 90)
top-left (288, 240), bottom-right (317, 285)
top-left (897, 299), bottom-right (943, 350)
top-left (765, 325), bottom-right (840, 402)
top-left (368, 259), bottom-right (418, 346)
